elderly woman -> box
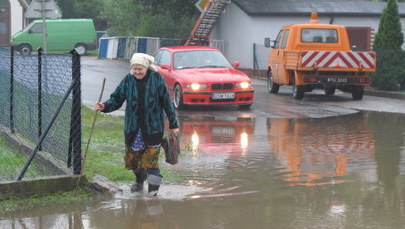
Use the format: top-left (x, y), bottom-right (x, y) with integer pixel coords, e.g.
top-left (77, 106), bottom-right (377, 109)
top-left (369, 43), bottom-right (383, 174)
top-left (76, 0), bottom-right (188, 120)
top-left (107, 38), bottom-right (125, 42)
top-left (95, 53), bottom-right (180, 196)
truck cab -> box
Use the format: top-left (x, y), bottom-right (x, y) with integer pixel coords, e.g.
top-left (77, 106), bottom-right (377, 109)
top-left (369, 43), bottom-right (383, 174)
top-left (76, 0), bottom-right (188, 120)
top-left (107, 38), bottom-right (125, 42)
top-left (266, 13), bottom-right (375, 100)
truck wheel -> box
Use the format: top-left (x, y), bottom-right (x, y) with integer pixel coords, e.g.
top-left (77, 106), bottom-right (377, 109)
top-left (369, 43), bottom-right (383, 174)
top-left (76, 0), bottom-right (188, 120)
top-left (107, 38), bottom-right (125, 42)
top-left (19, 44), bottom-right (32, 55)
top-left (267, 70), bottom-right (279, 94)
top-left (293, 84), bottom-right (305, 100)
top-left (75, 43), bottom-right (88, 55)
top-left (352, 85), bottom-right (364, 100)
top-left (324, 85), bottom-right (336, 95)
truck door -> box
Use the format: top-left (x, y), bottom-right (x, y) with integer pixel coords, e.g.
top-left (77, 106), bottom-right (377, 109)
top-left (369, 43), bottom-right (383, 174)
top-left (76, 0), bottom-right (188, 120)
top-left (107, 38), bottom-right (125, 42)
top-left (277, 29), bottom-right (290, 84)
top-left (269, 29), bottom-right (290, 84)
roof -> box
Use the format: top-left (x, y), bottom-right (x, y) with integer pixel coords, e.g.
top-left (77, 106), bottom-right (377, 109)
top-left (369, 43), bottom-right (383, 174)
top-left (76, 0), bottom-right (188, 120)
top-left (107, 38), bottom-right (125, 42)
top-left (232, 0), bottom-right (405, 16)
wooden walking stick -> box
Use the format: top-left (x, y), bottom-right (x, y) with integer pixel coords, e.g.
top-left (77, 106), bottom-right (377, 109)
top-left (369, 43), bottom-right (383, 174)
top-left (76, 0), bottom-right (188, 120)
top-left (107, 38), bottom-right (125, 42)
top-left (77, 78), bottom-right (106, 187)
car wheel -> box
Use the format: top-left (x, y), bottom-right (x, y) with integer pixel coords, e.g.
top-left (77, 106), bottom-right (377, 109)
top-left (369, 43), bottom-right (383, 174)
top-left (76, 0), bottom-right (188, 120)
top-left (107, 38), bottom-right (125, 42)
top-left (174, 84), bottom-right (186, 110)
top-left (75, 43), bottom-right (87, 55)
top-left (292, 84), bottom-right (305, 100)
top-left (352, 85), bottom-right (364, 100)
top-left (238, 104), bottom-right (252, 109)
top-left (19, 44), bottom-right (32, 55)
top-left (267, 70), bottom-right (279, 94)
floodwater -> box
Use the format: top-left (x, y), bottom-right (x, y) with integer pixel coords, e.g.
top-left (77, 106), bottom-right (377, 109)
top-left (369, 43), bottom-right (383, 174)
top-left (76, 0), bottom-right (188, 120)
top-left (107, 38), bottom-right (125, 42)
top-left (1, 111), bottom-right (405, 229)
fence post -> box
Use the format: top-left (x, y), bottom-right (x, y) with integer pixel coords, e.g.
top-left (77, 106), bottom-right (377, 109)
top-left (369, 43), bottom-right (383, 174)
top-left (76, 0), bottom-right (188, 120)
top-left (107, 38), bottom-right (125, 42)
top-left (38, 48), bottom-right (43, 151)
top-left (10, 46), bottom-right (14, 133)
top-left (70, 50), bottom-right (82, 175)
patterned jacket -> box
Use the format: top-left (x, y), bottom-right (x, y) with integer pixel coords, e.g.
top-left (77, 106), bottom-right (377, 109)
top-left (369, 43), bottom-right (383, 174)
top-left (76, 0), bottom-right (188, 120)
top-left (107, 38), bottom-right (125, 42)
top-left (102, 70), bottom-right (179, 149)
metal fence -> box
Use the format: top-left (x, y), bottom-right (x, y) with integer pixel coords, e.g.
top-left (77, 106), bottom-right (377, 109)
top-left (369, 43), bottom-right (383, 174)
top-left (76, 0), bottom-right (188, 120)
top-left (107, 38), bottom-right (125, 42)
top-left (253, 43), bottom-right (271, 78)
top-left (0, 47), bottom-right (82, 182)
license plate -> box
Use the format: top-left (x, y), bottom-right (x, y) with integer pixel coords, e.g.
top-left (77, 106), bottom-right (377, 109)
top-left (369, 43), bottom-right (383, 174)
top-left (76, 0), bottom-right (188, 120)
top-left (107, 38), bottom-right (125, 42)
top-left (326, 77), bottom-right (348, 83)
top-left (212, 126), bottom-right (235, 136)
top-left (211, 92), bottom-right (235, 100)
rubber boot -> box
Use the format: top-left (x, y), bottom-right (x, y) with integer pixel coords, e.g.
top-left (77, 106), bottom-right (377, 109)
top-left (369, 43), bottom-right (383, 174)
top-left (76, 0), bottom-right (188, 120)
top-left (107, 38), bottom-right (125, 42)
top-left (147, 174), bottom-right (162, 196)
top-left (131, 169), bottom-right (146, 192)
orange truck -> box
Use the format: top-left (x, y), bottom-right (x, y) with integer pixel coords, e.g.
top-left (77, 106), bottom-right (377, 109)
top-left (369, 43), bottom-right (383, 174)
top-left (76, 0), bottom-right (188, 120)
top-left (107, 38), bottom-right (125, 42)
top-left (265, 12), bottom-right (376, 100)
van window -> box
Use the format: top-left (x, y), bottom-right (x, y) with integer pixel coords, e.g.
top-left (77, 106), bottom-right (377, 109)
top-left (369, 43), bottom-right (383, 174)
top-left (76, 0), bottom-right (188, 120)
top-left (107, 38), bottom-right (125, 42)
top-left (29, 23), bottom-right (44, 33)
top-left (273, 30), bottom-right (283, 49)
top-left (301, 29), bottom-right (337, 43)
top-left (281, 29), bottom-right (290, 49)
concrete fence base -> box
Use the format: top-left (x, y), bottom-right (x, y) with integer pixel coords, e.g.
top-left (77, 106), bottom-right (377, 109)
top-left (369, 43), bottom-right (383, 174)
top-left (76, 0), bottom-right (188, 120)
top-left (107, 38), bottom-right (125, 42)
top-left (0, 175), bottom-right (86, 200)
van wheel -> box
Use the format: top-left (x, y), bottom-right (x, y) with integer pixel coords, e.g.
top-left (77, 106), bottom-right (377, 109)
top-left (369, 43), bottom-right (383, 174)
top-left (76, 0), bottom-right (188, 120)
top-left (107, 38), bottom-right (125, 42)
top-left (293, 84), bottom-right (305, 100)
top-left (352, 85), bottom-right (364, 100)
top-left (75, 44), bottom-right (87, 55)
top-left (267, 70), bottom-right (279, 94)
top-left (19, 44), bottom-right (32, 55)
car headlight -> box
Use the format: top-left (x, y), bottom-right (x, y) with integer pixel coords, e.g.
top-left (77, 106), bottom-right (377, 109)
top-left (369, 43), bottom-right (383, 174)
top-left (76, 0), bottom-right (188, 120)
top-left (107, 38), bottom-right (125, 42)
top-left (236, 82), bottom-right (251, 89)
top-left (186, 83), bottom-right (208, 90)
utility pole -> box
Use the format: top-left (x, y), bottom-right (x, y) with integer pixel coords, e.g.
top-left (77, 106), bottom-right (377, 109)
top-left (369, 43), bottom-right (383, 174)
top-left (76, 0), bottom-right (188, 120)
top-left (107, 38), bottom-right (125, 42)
top-left (41, 0), bottom-right (48, 52)
top-left (25, 0), bottom-right (62, 53)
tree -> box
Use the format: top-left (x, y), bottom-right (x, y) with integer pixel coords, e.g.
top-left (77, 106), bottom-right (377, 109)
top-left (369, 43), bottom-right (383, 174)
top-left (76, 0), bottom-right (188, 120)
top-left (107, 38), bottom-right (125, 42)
top-left (372, 0), bottom-right (405, 90)
top-left (54, 0), bottom-right (107, 30)
top-left (101, 0), bottom-right (195, 38)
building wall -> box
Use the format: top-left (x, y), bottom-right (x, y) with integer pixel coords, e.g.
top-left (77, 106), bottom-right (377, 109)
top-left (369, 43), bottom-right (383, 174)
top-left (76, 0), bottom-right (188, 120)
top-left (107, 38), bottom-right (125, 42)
top-left (212, 3), bottom-right (405, 70)
top-left (10, 0), bottom-right (25, 36)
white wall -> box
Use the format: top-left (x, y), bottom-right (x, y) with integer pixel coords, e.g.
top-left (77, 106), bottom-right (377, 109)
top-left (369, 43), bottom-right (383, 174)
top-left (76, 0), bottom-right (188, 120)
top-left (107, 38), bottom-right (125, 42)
top-left (212, 3), bottom-right (405, 70)
top-left (10, 0), bottom-right (25, 35)
top-left (211, 4), bottom-right (254, 69)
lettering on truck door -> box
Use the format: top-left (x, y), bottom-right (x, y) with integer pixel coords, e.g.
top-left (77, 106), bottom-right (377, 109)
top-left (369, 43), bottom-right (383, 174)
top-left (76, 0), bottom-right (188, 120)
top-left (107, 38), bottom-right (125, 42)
top-left (269, 30), bottom-right (283, 82)
top-left (270, 30), bottom-right (290, 84)
top-left (278, 29), bottom-right (290, 84)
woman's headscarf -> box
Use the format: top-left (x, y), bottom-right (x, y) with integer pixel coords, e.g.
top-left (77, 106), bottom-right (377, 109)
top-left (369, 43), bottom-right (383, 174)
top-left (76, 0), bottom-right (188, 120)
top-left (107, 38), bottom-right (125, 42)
top-left (130, 53), bottom-right (157, 72)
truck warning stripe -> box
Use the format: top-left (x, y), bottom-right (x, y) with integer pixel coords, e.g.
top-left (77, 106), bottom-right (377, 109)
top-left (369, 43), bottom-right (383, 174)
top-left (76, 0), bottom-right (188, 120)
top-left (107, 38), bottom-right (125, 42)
top-left (301, 51), bottom-right (375, 69)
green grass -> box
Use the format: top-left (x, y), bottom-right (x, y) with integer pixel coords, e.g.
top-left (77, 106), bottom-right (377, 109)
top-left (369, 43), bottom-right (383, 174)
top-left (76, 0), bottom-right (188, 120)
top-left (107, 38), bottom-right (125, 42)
top-left (0, 188), bottom-right (97, 216)
top-left (81, 106), bottom-right (187, 183)
top-left (0, 105), bottom-right (188, 214)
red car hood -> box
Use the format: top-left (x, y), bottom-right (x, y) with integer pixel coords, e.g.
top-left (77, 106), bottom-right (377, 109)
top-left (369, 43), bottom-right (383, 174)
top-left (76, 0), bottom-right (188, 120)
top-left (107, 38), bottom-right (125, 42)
top-left (177, 68), bottom-right (250, 83)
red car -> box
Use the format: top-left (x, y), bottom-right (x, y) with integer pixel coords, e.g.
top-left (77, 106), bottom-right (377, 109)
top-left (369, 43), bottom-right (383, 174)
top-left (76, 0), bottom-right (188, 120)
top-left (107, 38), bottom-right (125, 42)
top-left (153, 46), bottom-right (254, 109)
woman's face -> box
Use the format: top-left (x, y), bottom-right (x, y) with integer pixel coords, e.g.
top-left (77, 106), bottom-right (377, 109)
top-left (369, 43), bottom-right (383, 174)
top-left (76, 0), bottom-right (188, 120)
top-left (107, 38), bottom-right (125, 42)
top-left (131, 64), bottom-right (148, 79)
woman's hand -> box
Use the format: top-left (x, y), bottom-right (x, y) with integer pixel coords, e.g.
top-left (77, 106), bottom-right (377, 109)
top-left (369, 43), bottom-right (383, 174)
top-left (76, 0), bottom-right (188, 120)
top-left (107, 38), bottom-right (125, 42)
top-left (169, 128), bottom-right (180, 136)
top-left (94, 102), bottom-right (105, 111)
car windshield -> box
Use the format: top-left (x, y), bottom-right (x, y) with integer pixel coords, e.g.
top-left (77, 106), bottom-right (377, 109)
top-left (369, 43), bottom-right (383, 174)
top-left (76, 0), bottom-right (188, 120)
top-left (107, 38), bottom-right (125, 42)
top-left (173, 50), bottom-right (232, 69)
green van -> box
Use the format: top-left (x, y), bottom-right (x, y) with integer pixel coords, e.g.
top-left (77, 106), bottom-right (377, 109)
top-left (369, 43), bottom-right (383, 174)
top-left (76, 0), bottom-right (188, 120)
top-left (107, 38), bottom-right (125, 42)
top-left (10, 19), bottom-right (97, 55)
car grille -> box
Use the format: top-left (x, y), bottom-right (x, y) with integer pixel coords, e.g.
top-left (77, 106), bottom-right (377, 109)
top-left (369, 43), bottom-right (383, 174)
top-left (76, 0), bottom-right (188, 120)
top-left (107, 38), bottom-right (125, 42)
top-left (211, 83), bottom-right (233, 90)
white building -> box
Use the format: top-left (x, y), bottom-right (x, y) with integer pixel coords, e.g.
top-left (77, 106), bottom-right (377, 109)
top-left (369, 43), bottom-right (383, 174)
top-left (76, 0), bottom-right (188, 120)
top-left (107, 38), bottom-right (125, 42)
top-left (0, 0), bottom-right (28, 47)
top-left (211, 0), bottom-right (405, 73)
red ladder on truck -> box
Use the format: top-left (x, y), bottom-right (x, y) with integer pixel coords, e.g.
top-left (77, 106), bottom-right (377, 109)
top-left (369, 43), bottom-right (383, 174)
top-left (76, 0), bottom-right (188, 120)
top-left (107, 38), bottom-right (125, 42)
top-left (184, 0), bottom-right (231, 46)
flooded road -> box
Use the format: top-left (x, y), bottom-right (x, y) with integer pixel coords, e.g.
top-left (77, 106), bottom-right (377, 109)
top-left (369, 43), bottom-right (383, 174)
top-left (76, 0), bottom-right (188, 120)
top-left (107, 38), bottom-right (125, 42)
top-left (2, 111), bottom-right (405, 229)
top-left (2, 57), bottom-right (405, 228)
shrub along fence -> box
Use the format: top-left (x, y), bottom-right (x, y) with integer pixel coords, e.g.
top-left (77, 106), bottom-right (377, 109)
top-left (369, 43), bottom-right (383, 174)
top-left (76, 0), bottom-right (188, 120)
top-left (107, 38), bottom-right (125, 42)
top-left (0, 47), bottom-right (82, 182)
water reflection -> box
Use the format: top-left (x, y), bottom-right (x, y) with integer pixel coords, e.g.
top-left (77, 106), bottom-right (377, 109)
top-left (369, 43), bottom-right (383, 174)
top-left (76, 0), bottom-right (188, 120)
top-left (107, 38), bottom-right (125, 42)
top-left (1, 111), bottom-right (405, 228)
top-left (180, 115), bottom-right (254, 155)
top-left (267, 113), bottom-right (376, 186)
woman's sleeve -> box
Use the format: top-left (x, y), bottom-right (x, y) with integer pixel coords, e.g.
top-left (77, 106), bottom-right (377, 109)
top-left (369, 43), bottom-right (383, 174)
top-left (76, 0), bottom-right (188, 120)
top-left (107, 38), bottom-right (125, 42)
top-left (158, 73), bottom-right (179, 129)
top-left (102, 77), bottom-right (127, 113)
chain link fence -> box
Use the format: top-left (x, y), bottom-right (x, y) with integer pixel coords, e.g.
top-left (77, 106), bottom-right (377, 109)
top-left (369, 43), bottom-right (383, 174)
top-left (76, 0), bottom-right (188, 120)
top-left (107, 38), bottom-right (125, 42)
top-left (0, 47), bottom-right (82, 182)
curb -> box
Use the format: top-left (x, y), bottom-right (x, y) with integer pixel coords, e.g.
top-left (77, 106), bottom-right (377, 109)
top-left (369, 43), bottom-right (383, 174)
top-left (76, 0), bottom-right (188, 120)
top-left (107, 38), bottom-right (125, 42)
top-left (253, 76), bottom-right (405, 101)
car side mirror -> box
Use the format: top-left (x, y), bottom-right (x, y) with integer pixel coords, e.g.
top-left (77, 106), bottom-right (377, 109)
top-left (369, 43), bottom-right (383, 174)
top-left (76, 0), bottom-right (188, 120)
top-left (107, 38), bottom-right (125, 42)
top-left (161, 64), bottom-right (171, 70)
top-left (264, 37), bottom-right (271, 48)
top-left (232, 61), bottom-right (240, 68)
